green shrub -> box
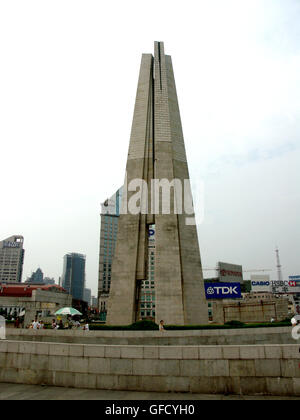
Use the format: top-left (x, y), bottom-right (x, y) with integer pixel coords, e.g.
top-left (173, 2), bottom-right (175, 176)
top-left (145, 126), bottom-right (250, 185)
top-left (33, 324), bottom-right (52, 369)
top-left (89, 320), bottom-right (158, 331)
top-left (129, 320), bottom-right (158, 330)
top-left (89, 320), bottom-right (291, 331)
top-left (224, 320), bottom-right (245, 327)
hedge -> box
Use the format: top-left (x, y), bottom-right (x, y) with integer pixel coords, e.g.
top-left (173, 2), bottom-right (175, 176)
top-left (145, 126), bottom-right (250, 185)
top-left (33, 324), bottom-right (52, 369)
top-left (89, 320), bottom-right (291, 331)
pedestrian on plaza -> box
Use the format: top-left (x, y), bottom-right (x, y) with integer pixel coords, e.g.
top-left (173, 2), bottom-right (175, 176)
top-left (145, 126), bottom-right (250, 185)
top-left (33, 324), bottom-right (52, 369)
top-left (159, 320), bottom-right (165, 332)
top-left (32, 319), bottom-right (41, 330)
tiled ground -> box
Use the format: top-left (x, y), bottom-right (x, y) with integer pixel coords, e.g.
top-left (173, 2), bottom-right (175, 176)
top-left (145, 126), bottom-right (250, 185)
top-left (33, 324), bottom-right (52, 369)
top-left (0, 383), bottom-right (299, 400)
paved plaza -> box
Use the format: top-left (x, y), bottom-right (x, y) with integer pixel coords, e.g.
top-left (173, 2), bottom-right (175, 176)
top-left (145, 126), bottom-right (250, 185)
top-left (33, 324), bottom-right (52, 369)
top-left (0, 383), bottom-right (298, 400)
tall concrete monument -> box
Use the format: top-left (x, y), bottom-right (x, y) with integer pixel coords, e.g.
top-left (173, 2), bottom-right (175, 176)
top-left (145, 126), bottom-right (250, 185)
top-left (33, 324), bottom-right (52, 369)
top-left (106, 42), bottom-right (208, 325)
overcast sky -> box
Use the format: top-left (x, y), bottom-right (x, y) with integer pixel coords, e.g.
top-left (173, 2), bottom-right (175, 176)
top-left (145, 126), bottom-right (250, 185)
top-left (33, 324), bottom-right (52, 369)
top-left (1, 0), bottom-right (299, 295)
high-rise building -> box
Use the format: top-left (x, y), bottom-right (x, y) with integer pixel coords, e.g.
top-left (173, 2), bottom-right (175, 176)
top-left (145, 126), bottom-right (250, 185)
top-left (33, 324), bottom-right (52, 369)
top-left (43, 277), bottom-right (56, 285)
top-left (97, 188), bottom-right (122, 321)
top-left (106, 42), bottom-right (208, 325)
top-left (84, 288), bottom-right (92, 306)
top-left (61, 253), bottom-right (86, 301)
top-left (25, 267), bottom-right (44, 284)
top-left (0, 235), bottom-right (25, 283)
top-left (91, 296), bottom-right (98, 308)
top-left (138, 225), bottom-right (156, 320)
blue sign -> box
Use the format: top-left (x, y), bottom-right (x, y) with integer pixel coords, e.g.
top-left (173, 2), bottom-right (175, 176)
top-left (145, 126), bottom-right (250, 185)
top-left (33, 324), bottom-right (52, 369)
top-left (205, 282), bottom-right (242, 300)
top-left (289, 276), bottom-right (300, 280)
top-left (148, 229), bottom-right (155, 237)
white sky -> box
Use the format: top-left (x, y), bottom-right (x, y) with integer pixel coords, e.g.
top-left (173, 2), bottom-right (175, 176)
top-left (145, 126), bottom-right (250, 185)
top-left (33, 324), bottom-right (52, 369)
top-left (1, 0), bottom-right (299, 295)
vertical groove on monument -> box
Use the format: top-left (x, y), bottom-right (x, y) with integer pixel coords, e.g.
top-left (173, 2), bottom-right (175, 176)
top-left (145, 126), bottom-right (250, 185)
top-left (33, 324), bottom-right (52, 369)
top-left (153, 42), bottom-right (185, 325)
top-left (164, 50), bottom-right (207, 325)
top-left (106, 43), bottom-right (208, 326)
top-left (106, 54), bottom-right (153, 325)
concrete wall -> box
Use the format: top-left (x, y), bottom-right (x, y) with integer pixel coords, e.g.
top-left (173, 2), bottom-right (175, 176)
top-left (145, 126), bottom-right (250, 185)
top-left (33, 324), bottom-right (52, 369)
top-left (213, 299), bottom-right (289, 324)
top-left (0, 290), bottom-right (72, 326)
top-left (0, 340), bottom-right (300, 396)
top-left (4, 326), bottom-right (295, 346)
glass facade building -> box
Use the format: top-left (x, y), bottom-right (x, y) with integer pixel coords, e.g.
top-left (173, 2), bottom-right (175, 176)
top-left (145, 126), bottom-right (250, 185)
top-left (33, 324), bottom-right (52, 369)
top-left (98, 188), bottom-right (157, 322)
top-left (61, 253), bottom-right (86, 301)
top-left (98, 188), bottom-right (122, 321)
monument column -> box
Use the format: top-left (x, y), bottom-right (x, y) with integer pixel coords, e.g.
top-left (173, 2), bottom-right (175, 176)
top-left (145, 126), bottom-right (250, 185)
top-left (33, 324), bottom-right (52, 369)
top-left (106, 43), bottom-right (208, 326)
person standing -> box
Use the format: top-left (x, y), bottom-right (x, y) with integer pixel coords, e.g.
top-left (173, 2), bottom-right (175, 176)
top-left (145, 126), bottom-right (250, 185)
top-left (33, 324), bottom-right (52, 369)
top-left (159, 320), bottom-right (165, 332)
top-left (32, 319), bottom-right (41, 330)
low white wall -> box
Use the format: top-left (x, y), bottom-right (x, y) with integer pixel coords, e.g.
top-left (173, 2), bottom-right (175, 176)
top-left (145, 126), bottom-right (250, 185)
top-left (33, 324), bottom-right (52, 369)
top-left (4, 326), bottom-right (295, 345)
top-left (0, 340), bottom-right (300, 396)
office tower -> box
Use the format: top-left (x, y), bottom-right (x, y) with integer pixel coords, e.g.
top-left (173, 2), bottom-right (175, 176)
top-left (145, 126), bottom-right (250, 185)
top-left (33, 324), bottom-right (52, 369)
top-left (98, 187), bottom-right (122, 321)
top-left (25, 267), bottom-right (44, 284)
top-left (0, 235), bottom-right (25, 283)
top-left (61, 253), bottom-right (86, 301)
top-left (84, 288), bottom-right (92, 306)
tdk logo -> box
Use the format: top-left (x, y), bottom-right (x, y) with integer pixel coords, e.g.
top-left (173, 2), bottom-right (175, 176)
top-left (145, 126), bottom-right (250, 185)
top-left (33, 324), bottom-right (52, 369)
top-left (205, 282), bottom-right (242, 299)
top-left (215, 286), bottom-right (239, 295)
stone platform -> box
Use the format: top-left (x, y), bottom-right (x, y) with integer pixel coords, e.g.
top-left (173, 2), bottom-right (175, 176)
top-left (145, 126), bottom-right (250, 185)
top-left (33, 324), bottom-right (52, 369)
top-left (0, 339), bottom-right (300, 396)
top-left (5, 326), bottom-right (295, 346)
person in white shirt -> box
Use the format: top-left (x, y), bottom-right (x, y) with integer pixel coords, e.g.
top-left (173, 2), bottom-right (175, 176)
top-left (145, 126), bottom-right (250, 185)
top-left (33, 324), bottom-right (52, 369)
top-left (159, 320), bottom-right (165, 332)
top-left (32, 320), bottom-right (41, 330)
top-left (291, 316), bottom-right (300, 326)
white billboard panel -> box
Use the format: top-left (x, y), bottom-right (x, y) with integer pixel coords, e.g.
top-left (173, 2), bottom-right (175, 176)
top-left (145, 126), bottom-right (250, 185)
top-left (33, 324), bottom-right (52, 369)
top-left (250, 275), bottom-right (271, 292)
top-left (250, 277), bottom-right (300, 294)
top-left (218, 262), bottom-right (243, 283)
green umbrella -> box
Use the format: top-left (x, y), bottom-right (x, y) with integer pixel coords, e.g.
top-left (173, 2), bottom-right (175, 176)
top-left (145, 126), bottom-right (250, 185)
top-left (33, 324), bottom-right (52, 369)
top-left (55, 307), bottom-right (82, 316)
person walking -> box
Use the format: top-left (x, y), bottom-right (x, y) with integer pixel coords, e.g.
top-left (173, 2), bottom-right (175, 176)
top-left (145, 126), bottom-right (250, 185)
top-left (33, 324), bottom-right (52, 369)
top-left (159, 320), bottom-right (165, 332)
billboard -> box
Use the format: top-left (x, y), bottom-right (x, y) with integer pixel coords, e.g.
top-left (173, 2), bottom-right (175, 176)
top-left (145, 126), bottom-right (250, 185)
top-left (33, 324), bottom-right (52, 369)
top-left (289, 275), bottom-right (300, 283)
top-left (205, 282), bottom-right (242, 300)
top-left (250, 278), bottom-right (300, 294)
top-left (251, 275), bottom-right (271, 292)
top-left (218, 262), bottom-right (243, 283)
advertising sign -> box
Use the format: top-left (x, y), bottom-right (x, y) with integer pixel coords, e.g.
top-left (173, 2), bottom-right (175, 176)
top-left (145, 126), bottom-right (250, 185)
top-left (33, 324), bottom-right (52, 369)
top-left (218, 262), bottom-right (243, 283)
top-left (3, 241), bottom-right (20, 249)
top-left (205, 282), bottom-right (242, 300)
top-left (251, 279), bottom-right (300, 294)
top-left (250, 275), bottom-right (271, 292)
top-left (289, 275), bottom-right (300, 283)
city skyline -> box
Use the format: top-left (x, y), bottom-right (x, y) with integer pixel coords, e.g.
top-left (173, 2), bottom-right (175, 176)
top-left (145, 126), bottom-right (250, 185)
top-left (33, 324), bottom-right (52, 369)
top-left (1, 1), bottom-right (300, 296)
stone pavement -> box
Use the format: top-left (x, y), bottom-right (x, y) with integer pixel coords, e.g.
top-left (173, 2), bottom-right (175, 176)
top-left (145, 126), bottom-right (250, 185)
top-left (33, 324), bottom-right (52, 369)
top-left (0, 383), bottom-right (299, 400)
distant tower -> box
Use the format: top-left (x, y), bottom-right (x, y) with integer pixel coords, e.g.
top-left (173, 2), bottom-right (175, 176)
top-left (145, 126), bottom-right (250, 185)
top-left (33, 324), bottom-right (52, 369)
top-left (61, 253), bottom-right (86, 301)
top-left (275, 247), bottom-right (283, 281)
